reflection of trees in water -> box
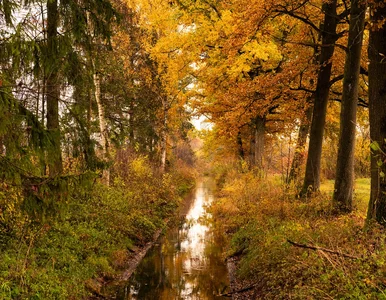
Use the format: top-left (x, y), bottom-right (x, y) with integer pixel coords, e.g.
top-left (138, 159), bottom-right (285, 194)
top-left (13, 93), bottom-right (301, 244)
top-left (125, 181), bottom-right (229, 299)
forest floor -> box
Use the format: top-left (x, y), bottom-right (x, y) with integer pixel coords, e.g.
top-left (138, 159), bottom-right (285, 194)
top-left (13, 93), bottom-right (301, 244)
top-left (210, 169), bottom-right (386, 299)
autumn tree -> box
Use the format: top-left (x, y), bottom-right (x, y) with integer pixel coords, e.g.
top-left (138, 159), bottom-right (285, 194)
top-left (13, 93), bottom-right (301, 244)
top-left (287, 105), bottom-right (312, 184)
top-left (299, 0), bottom-right (339, 196)
top-left (366, 0), bottom-right (386, 225)
top-left (124, 0), bottom-right (197, 172)
top-left (333, 0), bottom-right (367, 212)
top-left (176, 0), bottom-right (311, 172)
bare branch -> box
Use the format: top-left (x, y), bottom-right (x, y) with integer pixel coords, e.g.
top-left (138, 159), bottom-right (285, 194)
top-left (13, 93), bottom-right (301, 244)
top-left (287, 239), bottom-right (361, 259)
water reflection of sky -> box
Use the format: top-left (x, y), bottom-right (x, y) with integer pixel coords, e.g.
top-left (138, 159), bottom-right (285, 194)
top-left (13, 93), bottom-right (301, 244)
top-left (121, 180), bottom-right (229, 300)
top-left (181, 186), bottom-right (210, 270)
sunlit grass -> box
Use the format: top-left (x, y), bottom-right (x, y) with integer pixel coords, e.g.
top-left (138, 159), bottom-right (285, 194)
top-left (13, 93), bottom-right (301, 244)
top-left (320, 178), bottom-right (370, 215)
top-left (354, 178), bottom-right (370, 213)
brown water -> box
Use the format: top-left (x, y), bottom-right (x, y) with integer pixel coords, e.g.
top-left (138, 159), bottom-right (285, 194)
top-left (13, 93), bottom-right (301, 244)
top-left (115, 179), bottom-right (229, 299)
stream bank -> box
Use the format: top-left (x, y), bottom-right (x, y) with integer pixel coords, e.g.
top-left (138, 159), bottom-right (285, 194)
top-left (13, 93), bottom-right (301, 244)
top-left (103, 178), bottom-right (230, 299)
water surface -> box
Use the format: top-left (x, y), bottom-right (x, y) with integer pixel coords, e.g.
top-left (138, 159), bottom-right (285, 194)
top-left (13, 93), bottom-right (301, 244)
top-left (117, 179), bottom-right (229, 299)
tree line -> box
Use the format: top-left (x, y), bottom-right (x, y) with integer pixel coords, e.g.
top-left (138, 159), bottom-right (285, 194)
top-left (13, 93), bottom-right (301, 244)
top-left (1, 0), bottom-right (386, 225)
top-left (0, 0), bottom-right (196, 218)
top-left (169, 0), bottom-right (386, 224)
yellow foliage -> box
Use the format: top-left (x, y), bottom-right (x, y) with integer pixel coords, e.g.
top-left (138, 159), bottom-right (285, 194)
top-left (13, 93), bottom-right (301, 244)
top-left (130, 156), bottom-right (152, 178)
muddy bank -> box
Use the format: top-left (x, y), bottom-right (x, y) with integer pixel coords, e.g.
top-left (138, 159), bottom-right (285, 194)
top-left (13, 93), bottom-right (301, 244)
top-left (226, 256), bottom-right (259, 300)
top-left (86, 229), bottom-right (163, 298)
top-left (117, 229), bottom-right (163, 282)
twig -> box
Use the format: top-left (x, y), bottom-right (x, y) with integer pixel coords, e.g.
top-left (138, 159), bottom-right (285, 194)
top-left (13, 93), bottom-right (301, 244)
top-left (287, 239), bottom-right (360, 260)
top-left (217, 283), bottom-right (258, 297)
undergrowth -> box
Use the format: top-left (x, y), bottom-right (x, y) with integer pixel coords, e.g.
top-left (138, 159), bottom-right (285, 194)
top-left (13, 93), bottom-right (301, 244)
top-left (211, 166), bottom-right (386, 299)
top-left (0, 155), bottom-right (195, 299)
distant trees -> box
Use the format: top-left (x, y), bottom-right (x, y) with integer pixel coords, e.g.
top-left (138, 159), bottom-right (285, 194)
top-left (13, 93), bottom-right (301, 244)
top-left (46, 0), bottom-right (62, 175)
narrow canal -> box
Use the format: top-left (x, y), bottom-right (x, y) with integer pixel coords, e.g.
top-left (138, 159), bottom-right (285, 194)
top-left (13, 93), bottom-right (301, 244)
top-left (116, 179), bottom-right (229, 299)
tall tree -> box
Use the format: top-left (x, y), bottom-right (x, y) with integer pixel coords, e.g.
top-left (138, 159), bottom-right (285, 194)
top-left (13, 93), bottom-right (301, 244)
top-left (86, 11), bottom-right (111, 184)
top-left (46, 0), bottom-right (62, 175)
top-left (300, 0), bottom-right (338, 196)
top-left (366, 0), bottom-right (386, 224)
top-left (333, 0), bottom-right (367, 212)
top-left (129, 0), bottom-right (196, 171)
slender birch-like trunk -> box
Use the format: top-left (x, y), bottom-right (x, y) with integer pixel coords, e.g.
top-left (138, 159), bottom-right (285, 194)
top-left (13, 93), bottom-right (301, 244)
top-left (160, 97), bottom-right (168, 173)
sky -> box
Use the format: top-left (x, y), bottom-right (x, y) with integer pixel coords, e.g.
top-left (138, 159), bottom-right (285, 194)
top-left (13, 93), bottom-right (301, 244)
top-left (190, 115), bottom-right (212, 131)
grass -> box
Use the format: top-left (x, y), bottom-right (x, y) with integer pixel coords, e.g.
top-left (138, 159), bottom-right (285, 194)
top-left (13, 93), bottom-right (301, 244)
top-left (320, 178), bottom-right (370, 214)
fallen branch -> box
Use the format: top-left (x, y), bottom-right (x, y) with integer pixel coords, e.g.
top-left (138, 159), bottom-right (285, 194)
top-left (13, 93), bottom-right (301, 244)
top-left (217, 283), bottom-right (258, 297)
top-left (287, 239), bottom-right (360, 260)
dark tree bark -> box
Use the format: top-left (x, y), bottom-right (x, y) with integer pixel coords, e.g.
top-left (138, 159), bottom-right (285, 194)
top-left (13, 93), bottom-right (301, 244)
top-left (128, 100), bottom-right (135, 144)
top-left (254, 116), bottom-right (265, 170)
top-left (300, 0), bottom-right (338, 197)
top-left (46, 0), bottom-right (62, 175)
top-left (366, 1), bottom-right (386, 225)
top-left (333, 0), bottom-right (366, 213)
top-left (249, 116), bottom-right (266, 171)
top-left (249, 122), bottom-right (255, 168)
top-left (236, 130), bottom-right (245, 160)
top-left (287, 105), bottom-right (312, 184)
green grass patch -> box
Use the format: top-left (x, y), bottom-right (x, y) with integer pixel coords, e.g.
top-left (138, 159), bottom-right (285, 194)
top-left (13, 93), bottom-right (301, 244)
top-left (320, 178), bottom-right (370, 214)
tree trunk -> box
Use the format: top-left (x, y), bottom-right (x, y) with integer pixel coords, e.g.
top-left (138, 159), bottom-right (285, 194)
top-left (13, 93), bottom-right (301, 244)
top-left (128, 100), bottom-right (135, 145)
top-left (254, 116), bottom-right (265, 170)
top-left (94, 72), bottom-right (110, 185)
top-left (333, 0), bottom-right (366, 213)
top-left (46, 0), bottom-right (62, 176)
top-left (0, 136), bottom-right (4, 155)
top-left (86, 11), bottom-right (110, 184)
top-left (80, 83), bottom-right (98, 171)
top-left (288, 105), bottom-right (312, 184)
top-left (87, 89), bottom-right (92, 133)
top-left (300, 0), bottom-right (338, 197)
top-left (249, 116), bottom-right (265, 171)
top-left (160, 97), bottom-right (168, 173)
top-left (236, 130), bottom-right (244, 160)
top-left (249, 123), bottom-right (255, 169)
top-left (366, 1), bottom-right (386, 225)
